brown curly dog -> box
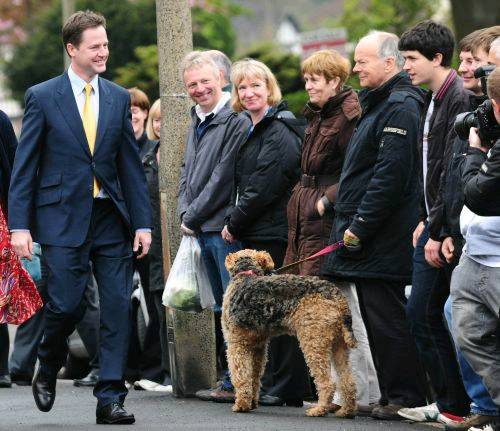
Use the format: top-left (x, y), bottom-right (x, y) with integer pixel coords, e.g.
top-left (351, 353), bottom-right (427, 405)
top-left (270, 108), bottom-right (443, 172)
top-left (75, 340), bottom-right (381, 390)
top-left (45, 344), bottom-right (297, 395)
top-left (221, 249), bottom-right (357, 418)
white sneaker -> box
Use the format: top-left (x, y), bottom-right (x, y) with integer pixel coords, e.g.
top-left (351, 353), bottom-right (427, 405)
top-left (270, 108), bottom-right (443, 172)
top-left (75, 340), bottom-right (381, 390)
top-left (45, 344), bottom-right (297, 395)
top-left (469, 425), bottom-right (495, 431)
top-left (398, 403), bottom-right (440, 422)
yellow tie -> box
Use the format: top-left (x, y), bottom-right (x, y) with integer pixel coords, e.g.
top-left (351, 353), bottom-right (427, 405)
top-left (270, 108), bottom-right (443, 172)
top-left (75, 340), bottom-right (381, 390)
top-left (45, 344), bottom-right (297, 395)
top-left (83, 83), bottom-right (100, 197)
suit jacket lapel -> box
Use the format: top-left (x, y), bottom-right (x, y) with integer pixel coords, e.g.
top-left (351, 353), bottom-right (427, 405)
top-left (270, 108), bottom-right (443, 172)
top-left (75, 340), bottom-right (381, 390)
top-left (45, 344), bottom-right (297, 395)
top-left (55, 73), bottom-right (91, 157)
top-left (94, 78), bottom-right (113, 153)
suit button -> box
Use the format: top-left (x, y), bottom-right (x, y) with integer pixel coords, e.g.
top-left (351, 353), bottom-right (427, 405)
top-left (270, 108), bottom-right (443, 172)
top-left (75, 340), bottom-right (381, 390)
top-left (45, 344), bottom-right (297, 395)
top-left (89, 185), bottom-right (93, 191)
top-left (91, 162), bottom-right (96, 169)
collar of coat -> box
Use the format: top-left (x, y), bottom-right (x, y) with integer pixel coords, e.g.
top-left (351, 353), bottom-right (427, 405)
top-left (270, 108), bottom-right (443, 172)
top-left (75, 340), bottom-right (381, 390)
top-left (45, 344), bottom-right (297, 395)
top-left (303, 87), bottom-right (360, 121)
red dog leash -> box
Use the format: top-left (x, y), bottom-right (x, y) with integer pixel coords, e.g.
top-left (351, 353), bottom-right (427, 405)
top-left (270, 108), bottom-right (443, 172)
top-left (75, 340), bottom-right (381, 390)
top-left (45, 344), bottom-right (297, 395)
top-left (274, 240), bottom-right (345, 274)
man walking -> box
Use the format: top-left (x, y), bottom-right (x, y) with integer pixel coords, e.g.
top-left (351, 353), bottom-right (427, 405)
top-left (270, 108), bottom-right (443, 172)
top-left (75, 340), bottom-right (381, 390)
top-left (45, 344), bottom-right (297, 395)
top-left (322, 31), bottom-right (427, 420)
top-left (9, 11), bottom-right (152, 425)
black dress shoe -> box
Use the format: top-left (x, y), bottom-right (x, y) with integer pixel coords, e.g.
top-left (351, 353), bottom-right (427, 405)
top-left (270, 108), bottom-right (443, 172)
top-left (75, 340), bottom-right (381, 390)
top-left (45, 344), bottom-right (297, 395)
top-left (32, 364), bottom-right (56, 412)
top-left (96, 403), bottom-right (135, 425)
top-left (74, 370), bottom-right (99, 387)
top-left (259, 394), bottom-right (284, 406)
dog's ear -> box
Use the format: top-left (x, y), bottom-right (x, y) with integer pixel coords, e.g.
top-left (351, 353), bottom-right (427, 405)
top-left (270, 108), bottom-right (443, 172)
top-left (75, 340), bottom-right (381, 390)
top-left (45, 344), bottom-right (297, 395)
top-left (254, 251), bottom-right (274, 272)
top-left (225, 252), bottom-right (238, 273)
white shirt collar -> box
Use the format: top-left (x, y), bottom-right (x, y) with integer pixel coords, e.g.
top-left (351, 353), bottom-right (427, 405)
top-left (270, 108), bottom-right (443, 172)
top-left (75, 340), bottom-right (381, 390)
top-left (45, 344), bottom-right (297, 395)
top-left (195, 91), bottom-right (231, 122)
top-left (67, 65), bottom-right (99, 97)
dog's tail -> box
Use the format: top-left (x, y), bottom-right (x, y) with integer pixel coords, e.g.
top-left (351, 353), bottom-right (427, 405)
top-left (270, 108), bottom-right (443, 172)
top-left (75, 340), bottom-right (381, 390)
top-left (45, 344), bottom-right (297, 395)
top-left (342, 314), bottom-right (357, 349)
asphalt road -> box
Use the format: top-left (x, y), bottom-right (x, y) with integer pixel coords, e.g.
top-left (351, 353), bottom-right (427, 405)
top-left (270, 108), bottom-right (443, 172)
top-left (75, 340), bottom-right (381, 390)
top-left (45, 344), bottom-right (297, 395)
top-left (0, 380), bottom-right (438, 431)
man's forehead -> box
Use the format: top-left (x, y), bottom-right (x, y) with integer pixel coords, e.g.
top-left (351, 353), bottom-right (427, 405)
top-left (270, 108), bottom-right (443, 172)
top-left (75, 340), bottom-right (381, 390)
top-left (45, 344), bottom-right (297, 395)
top-left (184, 64), bottom-right (216, 80)
top-left (80, 25), bottom-right (107, 44)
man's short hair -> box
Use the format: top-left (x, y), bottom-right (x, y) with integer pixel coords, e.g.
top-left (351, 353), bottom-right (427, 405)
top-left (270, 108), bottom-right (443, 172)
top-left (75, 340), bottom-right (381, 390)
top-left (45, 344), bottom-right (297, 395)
top-left (458, 29), bottom-right (484, 53)
top-left (473, 26), bottom-right (500, 55)
top-left (487, 67), bottom-right (500, 102)
top-left (301, 49), bottom-right (351, 87)
top-left (128, 87), bottom-right (150, 111)
top-left (399, 20), bottom-right (455, 67)
top-left (62, 10), bottom-right (106, 50)
top-left (180, 51), bottom-right (220, 81)
top-left (206, 50), bottom-right (232, 84)
top-left (230, 58), bottom-right (282, 113)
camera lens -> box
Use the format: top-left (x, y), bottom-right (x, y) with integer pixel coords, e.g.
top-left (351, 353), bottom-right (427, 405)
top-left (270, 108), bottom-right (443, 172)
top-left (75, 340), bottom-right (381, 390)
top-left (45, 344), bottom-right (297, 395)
top-left (454, 112), bottom-right (478, 140)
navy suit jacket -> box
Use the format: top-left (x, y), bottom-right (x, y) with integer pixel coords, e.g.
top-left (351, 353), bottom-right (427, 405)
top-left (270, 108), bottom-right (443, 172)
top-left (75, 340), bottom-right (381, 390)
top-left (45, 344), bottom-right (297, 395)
top-left (8, 72), bottom-right (152, 247)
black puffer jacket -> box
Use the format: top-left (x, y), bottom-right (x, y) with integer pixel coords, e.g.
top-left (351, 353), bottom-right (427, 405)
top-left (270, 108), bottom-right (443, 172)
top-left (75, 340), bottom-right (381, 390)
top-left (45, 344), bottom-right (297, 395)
top-left (225, 102), bottom-right (301, 243)
top-left (322, 72), bottom-right (424, 282)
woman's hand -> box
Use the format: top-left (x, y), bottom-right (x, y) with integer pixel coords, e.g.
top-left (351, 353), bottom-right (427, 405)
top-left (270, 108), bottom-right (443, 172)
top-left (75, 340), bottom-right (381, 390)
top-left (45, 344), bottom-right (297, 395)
top-left (221, 225), bottom-right (236, 244)
top-left (316, 199), bottom-right (326, 217)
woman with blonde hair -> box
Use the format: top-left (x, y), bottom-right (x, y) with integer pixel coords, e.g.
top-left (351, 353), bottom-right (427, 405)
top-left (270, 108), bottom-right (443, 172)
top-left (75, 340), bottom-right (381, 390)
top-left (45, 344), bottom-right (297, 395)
top-left (222, 58), bottom-right (309, 407)
top-left (146, 99), bottom-right (161, 141)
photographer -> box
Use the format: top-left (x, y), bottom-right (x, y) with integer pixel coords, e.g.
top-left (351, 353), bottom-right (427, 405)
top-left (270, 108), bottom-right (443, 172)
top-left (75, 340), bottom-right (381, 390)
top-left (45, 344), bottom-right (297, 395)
top-left (450, 67), bottom-right (500, 428)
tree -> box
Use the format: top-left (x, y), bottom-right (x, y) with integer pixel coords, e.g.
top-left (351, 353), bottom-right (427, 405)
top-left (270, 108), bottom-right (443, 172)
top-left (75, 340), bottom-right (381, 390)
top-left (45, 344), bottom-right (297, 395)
top-left (340, 0), bottom-right (437, 41)
top-left (3, 0), bottom-right (244, 104)
top-left (4, 0), bottom-right (158, 103)
top-left (242, 43), bottom-right (308, 116)
top-left (450, 0), bottom-right (500, 41)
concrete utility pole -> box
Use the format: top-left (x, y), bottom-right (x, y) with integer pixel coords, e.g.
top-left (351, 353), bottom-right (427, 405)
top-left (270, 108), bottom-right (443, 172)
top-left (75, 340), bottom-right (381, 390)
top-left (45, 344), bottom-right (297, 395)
top-left (155, 0), bottom-right (217, 397)
top-left (62, 0), bottom-right (75, 70)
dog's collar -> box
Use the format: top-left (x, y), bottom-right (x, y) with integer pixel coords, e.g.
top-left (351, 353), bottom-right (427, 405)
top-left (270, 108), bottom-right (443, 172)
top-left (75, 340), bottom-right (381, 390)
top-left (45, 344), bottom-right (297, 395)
top-left (235, 270), bottom-right (258, 277)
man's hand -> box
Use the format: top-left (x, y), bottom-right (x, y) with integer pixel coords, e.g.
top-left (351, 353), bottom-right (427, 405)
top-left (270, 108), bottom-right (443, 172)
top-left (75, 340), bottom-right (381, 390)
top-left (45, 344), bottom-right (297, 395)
top-left (441, 237), bottom-right (455, 264)
top-left (11, 231), bottom-right (34, 260)
top-left (469, 127), bottom-right (489, 153)
top-left (424, 238), bottom-right (443, 268)
top-left (180, 223), bottom-right (196, 237)
top-left (133, 231), bottom-right (151, 259)
top-left (412, 221), bottom-right (425, 248)
top-left (221, 225), bottom-right (236, 244)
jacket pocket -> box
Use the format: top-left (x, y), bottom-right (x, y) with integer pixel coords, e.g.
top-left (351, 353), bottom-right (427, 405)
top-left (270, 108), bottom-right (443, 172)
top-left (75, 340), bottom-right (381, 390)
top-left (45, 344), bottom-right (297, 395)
top-left (36, 189), bottom-right (62, 207)
top-left (39, 173), bottom-right (62, 188)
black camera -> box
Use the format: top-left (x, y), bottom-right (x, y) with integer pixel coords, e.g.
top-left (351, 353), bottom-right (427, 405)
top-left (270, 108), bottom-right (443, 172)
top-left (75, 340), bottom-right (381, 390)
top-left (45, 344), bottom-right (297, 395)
top-left (475, 65), bottom-right (496, 94)
top-left (454, 99), bottom-right (500, 144)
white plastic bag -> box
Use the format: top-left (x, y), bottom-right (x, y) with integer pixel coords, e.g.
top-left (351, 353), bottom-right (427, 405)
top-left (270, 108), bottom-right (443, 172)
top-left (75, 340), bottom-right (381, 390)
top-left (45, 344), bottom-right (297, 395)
top-left (162, 236), bottom-right (215, 313)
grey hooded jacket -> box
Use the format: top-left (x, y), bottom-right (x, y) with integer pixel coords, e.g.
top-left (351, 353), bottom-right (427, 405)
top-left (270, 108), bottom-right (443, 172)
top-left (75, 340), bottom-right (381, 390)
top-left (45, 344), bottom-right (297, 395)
top-left (178, 101), bottom-right (249, 232)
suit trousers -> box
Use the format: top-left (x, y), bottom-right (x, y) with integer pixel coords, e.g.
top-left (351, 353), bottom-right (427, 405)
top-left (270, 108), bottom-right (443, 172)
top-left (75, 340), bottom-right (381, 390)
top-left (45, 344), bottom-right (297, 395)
top-left (38, 199), bottom-right (133, 407)
top-left (0, 324), bottom-right (8, 375)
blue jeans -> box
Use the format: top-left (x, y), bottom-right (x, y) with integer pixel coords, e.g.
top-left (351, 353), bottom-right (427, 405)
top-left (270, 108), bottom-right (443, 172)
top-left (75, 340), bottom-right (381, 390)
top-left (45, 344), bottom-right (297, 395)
top-left (198, 233), bottom-right (241, 390)
top-left (444, 296), bottom-right (499, 416)
top-left (408, 223), bottom-right (469, 415)
top-left (197, 232), bottom-right (242, 312)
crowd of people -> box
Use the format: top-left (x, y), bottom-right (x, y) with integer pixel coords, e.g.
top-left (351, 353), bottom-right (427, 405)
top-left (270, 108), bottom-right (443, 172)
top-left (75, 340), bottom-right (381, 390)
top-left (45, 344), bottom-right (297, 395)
top-left (0, 9), bottom-right (499, 430)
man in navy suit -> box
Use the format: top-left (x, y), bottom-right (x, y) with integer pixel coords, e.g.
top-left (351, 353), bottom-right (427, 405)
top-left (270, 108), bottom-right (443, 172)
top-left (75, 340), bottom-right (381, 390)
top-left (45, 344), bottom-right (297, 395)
top-left (8, 11), bottom-right (152, 424)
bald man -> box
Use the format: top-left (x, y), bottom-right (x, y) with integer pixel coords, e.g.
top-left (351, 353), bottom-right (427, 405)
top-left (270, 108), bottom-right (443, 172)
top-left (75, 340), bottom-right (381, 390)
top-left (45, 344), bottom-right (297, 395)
top-left (322, 31), bottom-right (427, 419)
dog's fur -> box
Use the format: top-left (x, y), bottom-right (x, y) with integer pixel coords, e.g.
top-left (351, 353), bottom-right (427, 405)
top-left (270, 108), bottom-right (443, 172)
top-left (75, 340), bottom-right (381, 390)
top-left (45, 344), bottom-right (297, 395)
top-left (221, 249), bottom-right (357, 418)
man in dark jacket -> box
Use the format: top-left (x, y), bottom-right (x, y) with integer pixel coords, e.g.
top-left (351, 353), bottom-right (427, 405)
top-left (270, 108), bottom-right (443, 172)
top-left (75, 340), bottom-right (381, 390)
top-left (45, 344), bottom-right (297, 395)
top-left (451, 68), bottom-right (500, 430)
top-left (322, 31), bottom-right (427, 419)
top-left (397, 21), bottom-right (471, 423)
top-left (440, 28), bottom-right (500, 431)
top-left (178, 51), bottom-right (248, 402)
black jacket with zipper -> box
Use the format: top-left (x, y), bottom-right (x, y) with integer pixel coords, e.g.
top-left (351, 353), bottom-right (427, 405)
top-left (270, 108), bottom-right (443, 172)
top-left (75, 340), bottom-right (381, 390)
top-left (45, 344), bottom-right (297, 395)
top-left (225, 102), bottom-right (301, 243)
top-left (322, 72), bottom-right (425, 282)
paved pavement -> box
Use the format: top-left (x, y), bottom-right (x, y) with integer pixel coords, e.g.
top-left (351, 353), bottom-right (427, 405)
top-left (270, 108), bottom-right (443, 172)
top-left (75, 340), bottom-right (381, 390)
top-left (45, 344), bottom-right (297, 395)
top-left (0, 380), bottom-right (438, 431)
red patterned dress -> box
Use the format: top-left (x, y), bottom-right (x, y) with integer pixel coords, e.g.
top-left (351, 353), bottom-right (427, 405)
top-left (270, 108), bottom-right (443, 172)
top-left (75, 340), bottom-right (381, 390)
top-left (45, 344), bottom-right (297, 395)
top-left (0, 204), bottom-right (42, 324)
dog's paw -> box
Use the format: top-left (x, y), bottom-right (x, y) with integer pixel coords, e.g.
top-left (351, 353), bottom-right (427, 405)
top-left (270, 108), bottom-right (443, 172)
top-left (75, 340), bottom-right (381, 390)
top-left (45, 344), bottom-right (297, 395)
top-left (306, 406), bottom-right (329, 417)
top-left (232, 403), bottom-right (252, 413)
top-left (251, 400), bottom-right (258, 410)
top-left (334, 408), bottom-right (355, 419)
